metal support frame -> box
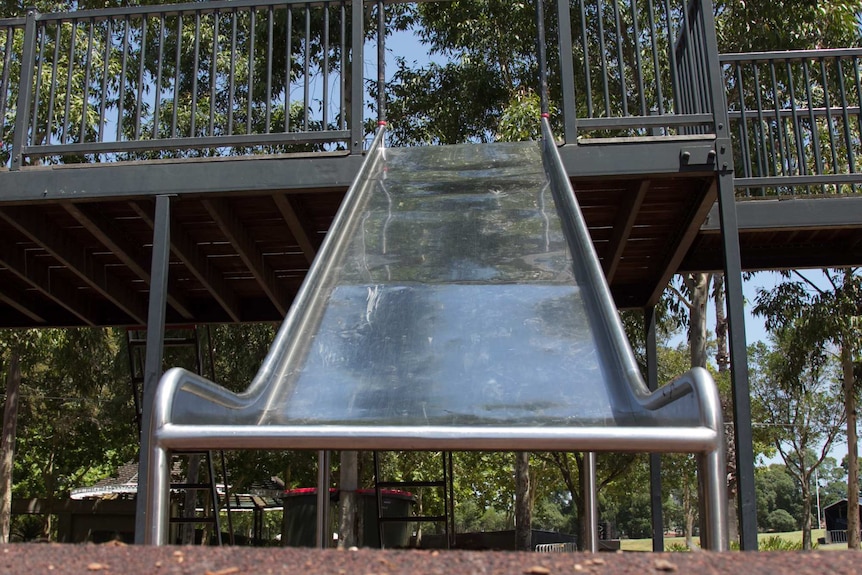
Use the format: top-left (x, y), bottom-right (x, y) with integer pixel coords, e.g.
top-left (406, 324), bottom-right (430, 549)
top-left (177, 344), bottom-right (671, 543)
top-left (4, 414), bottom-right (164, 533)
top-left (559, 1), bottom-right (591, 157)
top-left (134, 194), bottom-right (173, 544)
top-left (645, 306), bottom-right (664, 552)
top-left (716, 170), bottom-right (757, 550)
top-left (583, 452), bottom-right (598, 552)
top-left (315, 450), bottom-right (331, 548)
top-left (701, 0), bottom-right (758, 549)
top-left (534, 0), bottom-right (549, 116)
top-left (349, 0), bottom-right (363, 153)
top-left (554, 0), bottom-right (577, 142)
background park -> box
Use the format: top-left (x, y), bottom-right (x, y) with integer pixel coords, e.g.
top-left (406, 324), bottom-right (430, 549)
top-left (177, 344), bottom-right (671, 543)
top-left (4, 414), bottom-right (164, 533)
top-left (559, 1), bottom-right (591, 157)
top-left (0, 0), bottom-right (861, 554)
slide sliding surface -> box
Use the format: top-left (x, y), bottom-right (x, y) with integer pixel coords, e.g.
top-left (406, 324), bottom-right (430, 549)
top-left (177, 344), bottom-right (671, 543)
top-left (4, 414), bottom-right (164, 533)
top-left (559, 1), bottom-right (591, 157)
top-left (146, 123), bottom-right (727, 548)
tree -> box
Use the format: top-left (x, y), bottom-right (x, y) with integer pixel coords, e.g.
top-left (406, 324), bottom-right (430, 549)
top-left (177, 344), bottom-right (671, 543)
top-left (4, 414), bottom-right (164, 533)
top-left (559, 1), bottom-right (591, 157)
top-left (749, 332), bottom-right (844, 548)
top-left (755, 464), bottom-right (803, 532)
top-left (754, 268), bottom-right (862, 549)
top-left (0, 350), bottom-right (20, 542)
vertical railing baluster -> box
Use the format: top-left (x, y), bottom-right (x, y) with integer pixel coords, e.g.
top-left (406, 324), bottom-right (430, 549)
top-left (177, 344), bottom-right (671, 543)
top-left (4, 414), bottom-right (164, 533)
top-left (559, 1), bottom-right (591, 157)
top-left (820, 58), bottom-right (839, 177)
top-left (228, 9), bottom-right (237, 135)
top-left (376, 0), bottom-right (384, 124)
top-left (191, 11), bottom-right (200, 138)
top-left (751, 64), bottom-right (775, 177)
top-left (209, 12), bottom-right (218, 137)
top-left (247, 8), bottom-right (255, 135)
top-left (323, 2), bottom-right (330, 130)
top-left (98, 19), bottom-right (112, 144)
top-left (853, 56), bottom-right (862, 188)
top-left (285, 6), bottom-right (292, 133)
top-left (340, 1), bottom-right (346, 131)
top-left (630, 0), bottom-right (647, 117)
top-left (118, 16), bottom-right (129, 142)
top-left (535, 0), bottom-right (549, 116)
top-left (556, 0), bottom-right (578, 141)
top-left (768, 60), bottom-right (786, 176)
top-left (785, 61), bottom-right (805, 179)
top-left (579, 0), bottom-right (594, 117)
top-left (679, 0), bottom-right (699, 113)
top-left (135, 16), bottom-right (146, 140)
top-left (836, 58), bottom-right (855, 179)
top-left (734, 62), bottom-right (752, 183)
top-left (646, 0), bottom-right (663, 115)
top-left (62, 20), bottom-right (77, 144)
top-left (596, 0), bottom-right (611, 116)
top-left (802, 60), bottom-right (824, 188)
top-left (47, 24), bottom-right (62, 145)
top-left (171, 14), bottom-right (182, 139)
top-left (1, 28), bottom-right (16, 157)
top-left (265, 6), bottom-right (273, 134)
top-left (612, 0), bottom-right (628, 117)
top-left (663, 0), bottom-right (679, 114)
top-left (154, 13), bottom-right (166, 140)
top-left (81, 19), bottom-right (94, 143)
top-left (350, 0), bottom-right (363, 153)
top-left (11, 8), bottom-right (38, 170)
top-left (30, 24), bottom-right (46, 147)
top-left (303, 4), bottom-right (310, 131)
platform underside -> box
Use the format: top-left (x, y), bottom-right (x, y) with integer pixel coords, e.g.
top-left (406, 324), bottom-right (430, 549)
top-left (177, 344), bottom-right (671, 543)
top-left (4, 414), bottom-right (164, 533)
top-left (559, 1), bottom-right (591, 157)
top-left (0, 137), bottom-right (860, 328)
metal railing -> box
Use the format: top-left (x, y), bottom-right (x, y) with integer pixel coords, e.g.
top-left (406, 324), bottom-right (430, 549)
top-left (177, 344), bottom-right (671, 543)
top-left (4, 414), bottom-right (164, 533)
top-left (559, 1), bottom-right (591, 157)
top-left (3, 0), bottom-right (862, 200)
top-left (1, 0), bottom-right (367, 168)
top-left (553, 0), bottom-right (725, 141)
top-left (535, 542), bottom-right (576, 552)
top-left (722, 48), bottom-right (862, 196)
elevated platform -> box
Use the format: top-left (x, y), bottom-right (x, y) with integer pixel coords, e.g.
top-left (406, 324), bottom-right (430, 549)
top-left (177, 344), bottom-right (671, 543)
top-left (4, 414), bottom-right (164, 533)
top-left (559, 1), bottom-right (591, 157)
top-left (2, 135), bottom-right (860, 328)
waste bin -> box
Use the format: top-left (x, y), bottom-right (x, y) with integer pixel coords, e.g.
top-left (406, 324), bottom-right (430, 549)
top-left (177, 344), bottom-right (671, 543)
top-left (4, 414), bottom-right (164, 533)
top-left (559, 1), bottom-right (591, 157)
top-left (281, 488), bottom-right (414, 548)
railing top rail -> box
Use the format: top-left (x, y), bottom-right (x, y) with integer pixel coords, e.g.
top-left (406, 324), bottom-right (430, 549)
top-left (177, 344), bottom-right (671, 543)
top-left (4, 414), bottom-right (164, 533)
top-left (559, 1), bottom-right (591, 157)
top-left (0, 0), bottom-right (426, 27)
top-left (0, 0), bottom-right (339, 26)
top-left (720, 47), bottom-right (862, 63)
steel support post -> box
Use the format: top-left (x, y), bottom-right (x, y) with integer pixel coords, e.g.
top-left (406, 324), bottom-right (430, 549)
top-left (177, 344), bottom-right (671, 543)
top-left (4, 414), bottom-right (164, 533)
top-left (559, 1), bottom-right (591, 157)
top-left (316, 450), bottom-right (332, 548)
top-left (716, 170), bottom-right (757, 549)
top-left (349, 0), bottom-right (364, 154)
top-left (11, 9), bottom-right (38, 171)
top-left (645, 307), bottom-right (664, 552)
top-left (698, 0), bottom-right (757, 549)
top-left (134, 194), bottom-right (173, 544)
top-left (554, 0), bottom-right (577, 143)
top-left (583, 451), bottom-right (598, 552)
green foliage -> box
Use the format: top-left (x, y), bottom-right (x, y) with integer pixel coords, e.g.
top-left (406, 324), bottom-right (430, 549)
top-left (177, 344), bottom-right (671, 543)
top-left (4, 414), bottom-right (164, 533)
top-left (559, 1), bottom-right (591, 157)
top-left (756, 464), bottom-right (803, 532)
top-left (766, 509), bottom-right (798, 533)
top-left (758, 534), bottom-right (812, 551)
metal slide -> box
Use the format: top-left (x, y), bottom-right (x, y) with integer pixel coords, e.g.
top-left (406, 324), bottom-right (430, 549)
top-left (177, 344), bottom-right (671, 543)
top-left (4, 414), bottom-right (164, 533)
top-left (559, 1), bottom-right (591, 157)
top-left (143, 121), bottom-right (728, 549)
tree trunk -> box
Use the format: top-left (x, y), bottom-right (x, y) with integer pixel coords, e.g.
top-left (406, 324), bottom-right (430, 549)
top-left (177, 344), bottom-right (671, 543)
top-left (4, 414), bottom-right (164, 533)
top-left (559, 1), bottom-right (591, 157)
top-left (801, 480), bottom-right (812, 550)
top-left (338, 451), bottom-right (359, 549)
top-left (688, 273), bottom-right (710, 369)
top-left (843, 344), bottom-right (859, 549)
top-left (514, 452), bottom-right (531, 551)
top-left (683, 478), bottom-right (695, 549)
top-left (713, 273), bottom-right (729, 373)
top-left (0, 353), bottom-right (21, 543)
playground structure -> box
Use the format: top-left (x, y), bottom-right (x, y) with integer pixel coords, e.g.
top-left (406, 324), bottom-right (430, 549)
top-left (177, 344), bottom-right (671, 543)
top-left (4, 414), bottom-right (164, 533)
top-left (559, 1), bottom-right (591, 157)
top-left (2, 0), bottom-right (862, 550)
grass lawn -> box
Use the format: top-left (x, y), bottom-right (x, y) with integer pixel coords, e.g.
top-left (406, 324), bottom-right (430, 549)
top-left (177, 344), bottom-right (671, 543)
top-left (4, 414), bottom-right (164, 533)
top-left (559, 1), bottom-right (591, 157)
top-left (619, 529), bottom-right (850, 551)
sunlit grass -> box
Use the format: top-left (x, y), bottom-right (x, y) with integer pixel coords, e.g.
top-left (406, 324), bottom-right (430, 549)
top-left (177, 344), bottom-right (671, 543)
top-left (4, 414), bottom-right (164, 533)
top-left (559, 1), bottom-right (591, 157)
top-left (619, 529), bottom-right (850, 551)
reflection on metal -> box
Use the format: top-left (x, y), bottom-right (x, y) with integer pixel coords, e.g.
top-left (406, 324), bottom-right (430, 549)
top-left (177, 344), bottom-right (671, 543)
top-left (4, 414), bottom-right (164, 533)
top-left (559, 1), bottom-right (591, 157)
top-left (144, 123), bottom-right (728, 549)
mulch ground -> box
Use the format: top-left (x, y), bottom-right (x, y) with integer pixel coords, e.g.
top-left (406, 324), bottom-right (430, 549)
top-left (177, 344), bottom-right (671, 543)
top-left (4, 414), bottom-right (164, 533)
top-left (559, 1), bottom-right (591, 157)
top-left (1, 544), bottom-right (859, 574)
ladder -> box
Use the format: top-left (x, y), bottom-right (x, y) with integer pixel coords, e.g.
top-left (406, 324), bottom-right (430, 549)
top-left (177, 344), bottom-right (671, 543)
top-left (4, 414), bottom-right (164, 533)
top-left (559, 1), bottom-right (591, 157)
top-left (126, 326), bottom-right (234, 545)
top-left (372, 451), bottom-right (455, 549)
top-left (169, 450), bottom-right (222, 545)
